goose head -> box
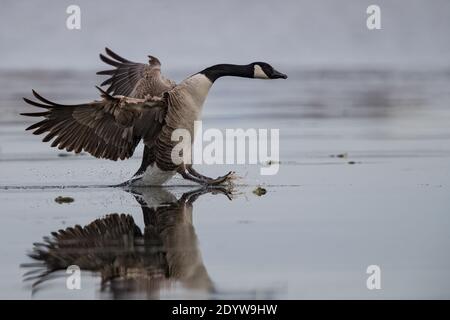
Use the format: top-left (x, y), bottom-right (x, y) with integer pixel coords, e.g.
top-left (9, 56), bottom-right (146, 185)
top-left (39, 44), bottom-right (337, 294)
top-left (251, 62), bottom-right (288, 79)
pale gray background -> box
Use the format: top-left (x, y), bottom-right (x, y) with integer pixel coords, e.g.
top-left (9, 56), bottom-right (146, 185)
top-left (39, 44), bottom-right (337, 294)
top-left (1, 0), bottom-right (449, 71)
top-left (0, 0), bottom-right (450, 299)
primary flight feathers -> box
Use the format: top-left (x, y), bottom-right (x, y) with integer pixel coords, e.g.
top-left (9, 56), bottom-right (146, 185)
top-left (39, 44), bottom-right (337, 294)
top-left (21, 87), bottom-right (166, 161)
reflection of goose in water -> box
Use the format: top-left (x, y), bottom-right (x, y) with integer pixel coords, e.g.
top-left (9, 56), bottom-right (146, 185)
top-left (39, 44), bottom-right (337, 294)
top-left (22, 187), bottom-right (231, 299)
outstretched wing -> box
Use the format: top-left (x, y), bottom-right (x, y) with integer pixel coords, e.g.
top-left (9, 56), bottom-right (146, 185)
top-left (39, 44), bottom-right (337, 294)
top-left (97, 47), bottom-right (174, 97)
top-left (21, 88), bottom-right (167, 161)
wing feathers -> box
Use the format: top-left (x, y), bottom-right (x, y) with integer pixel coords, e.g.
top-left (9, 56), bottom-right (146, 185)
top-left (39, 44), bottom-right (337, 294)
top-left (22, 90), bottom-right (167, 161)
top-left (32, 90), bottom-right (61, 106)
top-left (96, 48), bottom-right (172, 97)
top-left (105, 47), bottom-right (130, 63)
top-left (95, 85), bottom-right (115, 100)
top-left (99, 53), bottom-right (122, 67)
top-left (97, 48), bottom-right (148, 96)
top-left (97, 70), bottom-right (116, 76)
top-left (22, 97), bottom-right (50, 109)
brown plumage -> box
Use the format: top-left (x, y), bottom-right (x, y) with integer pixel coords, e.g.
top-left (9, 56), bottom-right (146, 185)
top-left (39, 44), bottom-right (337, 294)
top-left (97, 47), bottom-right (175, 98)
top-left (21, 88), bottom-right (167, 161)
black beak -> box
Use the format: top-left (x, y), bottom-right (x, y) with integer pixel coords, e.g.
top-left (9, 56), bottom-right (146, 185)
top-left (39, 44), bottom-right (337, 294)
top-left (271, 69), bottom-right (288, 79)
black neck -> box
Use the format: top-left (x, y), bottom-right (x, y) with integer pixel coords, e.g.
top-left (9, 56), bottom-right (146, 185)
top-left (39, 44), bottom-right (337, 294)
top-left (200, 64), bottom-right (253, 82)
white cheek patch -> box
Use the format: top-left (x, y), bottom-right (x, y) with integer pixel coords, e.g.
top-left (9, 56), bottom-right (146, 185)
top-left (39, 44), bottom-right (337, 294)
top-left (253, 65), bottom-right (269, 79)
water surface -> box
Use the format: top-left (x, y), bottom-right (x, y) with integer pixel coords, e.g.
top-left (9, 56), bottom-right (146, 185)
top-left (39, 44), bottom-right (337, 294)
top-left (1, 68), bottom-right (450, 299)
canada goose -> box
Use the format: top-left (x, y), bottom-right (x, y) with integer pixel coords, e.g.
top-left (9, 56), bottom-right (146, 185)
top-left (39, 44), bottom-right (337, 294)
top-left (22, 48), bottom-right (287, 186)
top-left (22, 187), bottom-right (230, 298)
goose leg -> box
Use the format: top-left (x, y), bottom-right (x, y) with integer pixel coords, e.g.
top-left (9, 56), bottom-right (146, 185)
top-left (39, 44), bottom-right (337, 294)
top-left (177, 166), bottom-right (210, 185)
top-left (186, 165), bottom-right (234, 185)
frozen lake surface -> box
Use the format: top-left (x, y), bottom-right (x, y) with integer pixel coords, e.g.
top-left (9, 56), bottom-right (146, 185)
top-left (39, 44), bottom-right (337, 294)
top-left (1, 68), bottom-right (450, 299)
